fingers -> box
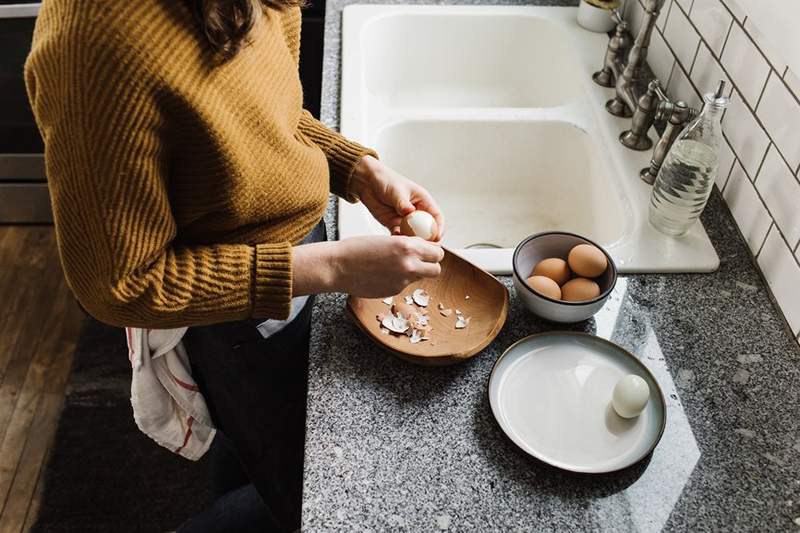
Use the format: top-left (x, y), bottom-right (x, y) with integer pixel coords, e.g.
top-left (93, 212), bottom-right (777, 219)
top-left (411, 238), bottom-right (445, 263)
top-left (410, 188), bottom-right (445, 241)
top-left (412, 259), bottom-right (442, 279)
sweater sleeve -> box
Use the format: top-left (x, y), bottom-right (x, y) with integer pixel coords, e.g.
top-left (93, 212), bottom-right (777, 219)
top-left (25, 18), bottom-right (292, 328)
top-left (298, 111), bottom-right (378, 202)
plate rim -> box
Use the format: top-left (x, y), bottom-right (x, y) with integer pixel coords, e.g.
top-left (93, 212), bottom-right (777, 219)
top-left (487, 331), bottom-right (667, 474)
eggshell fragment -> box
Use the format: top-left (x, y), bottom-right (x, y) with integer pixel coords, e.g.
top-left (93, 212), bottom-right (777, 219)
top-left (412, 289), bottom-right (430, 307)
top-left (526, 275), bottom-right (562, 300)
top-left (400, 211), bottom-right (439, 241)
top-left (561, 278), bottom-right (601, 302)
top-left (567, 244), bottom-right (608, 278)
top-left (531, 258), bottom-right (571, 286)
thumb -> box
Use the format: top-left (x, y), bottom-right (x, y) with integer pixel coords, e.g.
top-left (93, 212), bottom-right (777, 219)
top-left (394, 196), bottom-right (415, 216)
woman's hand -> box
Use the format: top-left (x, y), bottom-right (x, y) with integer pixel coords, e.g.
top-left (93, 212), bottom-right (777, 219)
top-left (351, 155), bottom-right (445, 240)
top-left (292, 236), bottom-right (444, 298)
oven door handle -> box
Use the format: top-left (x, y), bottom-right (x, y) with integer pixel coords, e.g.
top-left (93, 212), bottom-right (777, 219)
top-left (0, 4), bottom-right (42, 18)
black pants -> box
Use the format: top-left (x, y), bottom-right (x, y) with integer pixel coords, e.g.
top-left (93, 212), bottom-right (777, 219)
top-left (179, 222), bottom-right (324, 532)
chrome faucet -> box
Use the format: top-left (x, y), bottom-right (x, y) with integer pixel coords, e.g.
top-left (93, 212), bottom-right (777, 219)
top-left (592, 1), bottom-right (699, 184)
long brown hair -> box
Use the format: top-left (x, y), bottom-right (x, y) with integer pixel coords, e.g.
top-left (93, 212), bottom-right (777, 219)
top-left (191, 0), bottom-right (305, 60)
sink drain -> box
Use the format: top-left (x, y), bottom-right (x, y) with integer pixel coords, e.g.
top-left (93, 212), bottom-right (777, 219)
top-left (464, 242), bottom-right (503, 249)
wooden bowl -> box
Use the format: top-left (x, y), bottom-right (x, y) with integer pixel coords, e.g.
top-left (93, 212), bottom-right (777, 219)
top-left (347, 248), bottom-right (509, 366)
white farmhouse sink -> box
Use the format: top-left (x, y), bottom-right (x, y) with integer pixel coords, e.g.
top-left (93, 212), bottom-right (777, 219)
top-left (338, 5), bottom-right (719, 274)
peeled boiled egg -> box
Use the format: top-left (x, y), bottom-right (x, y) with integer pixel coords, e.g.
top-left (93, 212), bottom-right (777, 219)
top-left (567, 244), bottom-right (608, 278)
top-left (531, 258), bottom-right (571, 286)
top-left (561, 277), bottom-right (600, 301)
top-left (611, 374), bottom-right (650, 418)
top-left (400, 211), bottom-right (438, 241)
top-left (526, 275), bottom-right (562, 300)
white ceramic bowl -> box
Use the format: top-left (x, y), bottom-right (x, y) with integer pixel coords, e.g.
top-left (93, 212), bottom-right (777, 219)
top-left (577, 0), bottom-right (617, 33)
top-left (513, 231), bottom-right (617, 323)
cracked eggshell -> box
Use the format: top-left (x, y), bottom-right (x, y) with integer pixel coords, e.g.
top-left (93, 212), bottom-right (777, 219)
top-left (412, 289), bottom-right (430, 307)
top-left (400, 211), bottom-right (438, 241)
top-left (381, 313), bottom-right (410, 334)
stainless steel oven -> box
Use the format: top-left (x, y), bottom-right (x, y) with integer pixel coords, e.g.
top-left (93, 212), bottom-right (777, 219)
top-left (0, 2), bottom-right (49, 223)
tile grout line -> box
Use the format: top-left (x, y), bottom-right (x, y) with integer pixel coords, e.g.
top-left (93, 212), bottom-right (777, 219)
top-left (725, 146), bottom-right (800, 272)
top-left (754, 222), bottom-right (773, 259)
top-left (754, 68), bottom-right (771, 112)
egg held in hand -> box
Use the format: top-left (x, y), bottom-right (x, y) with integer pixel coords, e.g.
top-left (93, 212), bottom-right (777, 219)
top-left (400, 210), bottom-right (439, 241)
top-left (568, 244), bottom-right (608, 278)
top-left (531, 258), bottom-right (571, 286)
top-left (611, 374), bottom-right (650, 418)
top-left (526, 275), bottom-right (562, 300)
top-left (561, 277), bottom-right (600, 302)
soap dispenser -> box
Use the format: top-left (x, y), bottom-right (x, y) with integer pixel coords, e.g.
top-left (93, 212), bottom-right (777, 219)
top-left (649, 81), bottom-right (729, 236)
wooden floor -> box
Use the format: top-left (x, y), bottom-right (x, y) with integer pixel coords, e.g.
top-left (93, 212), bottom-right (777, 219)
top-left (0, 226), bottom-right (84, 533)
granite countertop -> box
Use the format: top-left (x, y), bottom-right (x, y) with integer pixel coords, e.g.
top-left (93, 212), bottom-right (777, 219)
top-left (302, 1), bottom-right (800, 530)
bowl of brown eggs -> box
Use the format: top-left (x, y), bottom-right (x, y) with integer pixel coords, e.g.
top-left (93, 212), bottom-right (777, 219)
top-left (512, 231), bottom-right (617, 323)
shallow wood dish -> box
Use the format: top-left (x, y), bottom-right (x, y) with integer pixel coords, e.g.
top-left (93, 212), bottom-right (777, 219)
top-left (347, 248), bottom-right (509, 366)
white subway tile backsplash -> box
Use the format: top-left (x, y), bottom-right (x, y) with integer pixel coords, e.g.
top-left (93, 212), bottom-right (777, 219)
top-left (720, 0), bottom-right (745, 23)
top-left (785, 70), bottom-right (800, 100)
top-left (743, 18), bottom-right (787, 73)
top-left (668, 63), bottom-right (701, 109)
top-left (715, 136), bottom-right (736, 191)
top-left (690, 0), bottom-right (733, 57)
top-left (664, 4), bottom-right (701, 70)
top-left (757, 74), bottom-right (800, 171)
top-left (755, 146), bottom-right (800, 248)
top-left (649, 30), bottom-right (676, 85)
top-left (657, 0), bottom-right (672, 32)
top-left (722, 90), bottom-right (770, 178)
top-left (758, 226), bottom-right (800, 334)
top-left (635, 0), bottom-right (800, 342)
top-left (721, 23), bottom-right (771, 108)
top-left (690, 42), bottom-right (730, 97)
top-left (723, 162), bottom-right (772, 254)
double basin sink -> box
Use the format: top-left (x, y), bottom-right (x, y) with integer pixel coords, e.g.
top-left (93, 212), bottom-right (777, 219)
top-left (338, 5), bottom-right (719, 274)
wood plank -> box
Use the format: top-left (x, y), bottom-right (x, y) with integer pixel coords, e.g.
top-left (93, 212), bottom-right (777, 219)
top-left (0, 228), bottom-right (60, 382)
top-left (19, 468), bottom-right (41, 533)
top-left (0, 284), bottom-right (67, 443)
top-left (0, 227), bottom-right (85, 530)
top-left (0, 393), bottom-right (65, 533)
top-left (0, 288), bottom-right (72, 510)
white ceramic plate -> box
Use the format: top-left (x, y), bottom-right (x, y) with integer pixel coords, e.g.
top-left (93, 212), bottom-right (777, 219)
top-left (488, 332), bottom-right (666, 473)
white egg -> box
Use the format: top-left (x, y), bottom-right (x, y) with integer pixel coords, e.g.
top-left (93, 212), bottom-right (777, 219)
top-left (400, 211), bottom-right (438, 241)
top-left (611, 374), bottom-right (650, 418)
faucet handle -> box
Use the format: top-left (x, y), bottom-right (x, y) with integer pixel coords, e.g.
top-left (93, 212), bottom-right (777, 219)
top-left (611, 8), bottom-right (624, 24)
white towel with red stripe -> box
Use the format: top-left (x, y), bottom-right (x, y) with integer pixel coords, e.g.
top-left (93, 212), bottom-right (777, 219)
top-left (126, 327), bottom-right (216, 461)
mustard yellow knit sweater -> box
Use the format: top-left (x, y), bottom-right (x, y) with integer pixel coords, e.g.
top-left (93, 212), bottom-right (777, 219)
top-left (25, 0), bottom-right (376, 328)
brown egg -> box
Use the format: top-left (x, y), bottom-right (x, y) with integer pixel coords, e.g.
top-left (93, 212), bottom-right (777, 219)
top-left (392, 302), bottom-right (419, 319)
top-left (567, 244), bottom-right (608, 278)
top-left (526, 276), bottom-right (562, 300)
top-left (561, 278), bottom-right (601, 302)
top-left (531, 258), bottom-right (571, 286)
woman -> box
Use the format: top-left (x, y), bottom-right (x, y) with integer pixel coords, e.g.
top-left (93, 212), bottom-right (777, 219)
top-left (25, 0), bottom-right (445, 530)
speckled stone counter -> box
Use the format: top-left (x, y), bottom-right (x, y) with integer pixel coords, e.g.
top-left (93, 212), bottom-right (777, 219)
top-left (302, 1), bottom-right (800, 530)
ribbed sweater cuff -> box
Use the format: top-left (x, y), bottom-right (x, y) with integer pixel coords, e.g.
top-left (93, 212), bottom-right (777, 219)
top-left (252, 242), bottom-right (293, 319)
top-left (302, 125), bottom-right (377, 202)
top-left (329, 140), bottom-right (378, 203)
